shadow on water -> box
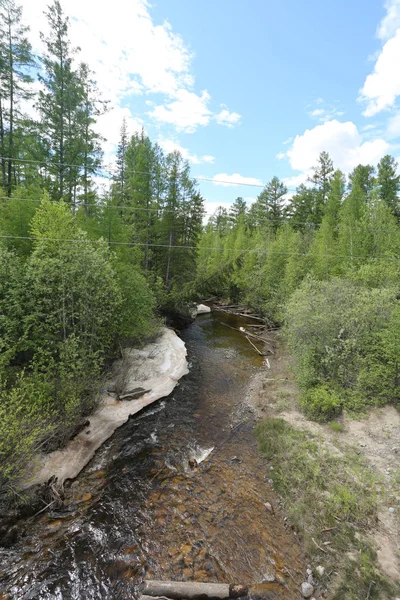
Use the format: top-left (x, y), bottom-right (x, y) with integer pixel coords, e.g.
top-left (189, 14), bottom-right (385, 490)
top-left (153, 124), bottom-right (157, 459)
top-left (0, 312), bottom-right (304, 599)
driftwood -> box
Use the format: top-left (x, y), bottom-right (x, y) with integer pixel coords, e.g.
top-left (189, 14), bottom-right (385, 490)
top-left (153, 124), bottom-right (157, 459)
top-left (140, 581), bottom-right (248, 600)
top-left (245, 336), bottom-right (264, 356)
top-left (214, 306), bottom-right (265, 322)
top-left (220, 322), bottom-right (275, 354)
top-left (118, 388), bottom-right (151, 401)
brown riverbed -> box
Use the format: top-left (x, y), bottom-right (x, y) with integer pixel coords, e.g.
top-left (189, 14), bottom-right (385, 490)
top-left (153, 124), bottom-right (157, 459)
top-left (0, 311), bottom-right (304, 599)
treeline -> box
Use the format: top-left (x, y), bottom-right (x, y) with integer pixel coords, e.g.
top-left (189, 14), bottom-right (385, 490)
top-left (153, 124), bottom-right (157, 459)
top-left (0, 0), bottom-right (204, 496)
top-left (197, 152), bottom-right (400, 419)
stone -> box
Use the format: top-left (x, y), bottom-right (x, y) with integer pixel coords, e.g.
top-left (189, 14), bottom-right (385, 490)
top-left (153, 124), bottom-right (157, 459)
top-left (316, 565), bottom-right (325, 577)
top-left (196, 304), bottom-right (211, 315)
top-left (261, 567), bottom-right (276, 583)
top-left (301, 581), bottom-right (314, 598)
top-left (264, 502), bottom-right (273, 513)
top-left (389, 507), bottom-right (395, 513)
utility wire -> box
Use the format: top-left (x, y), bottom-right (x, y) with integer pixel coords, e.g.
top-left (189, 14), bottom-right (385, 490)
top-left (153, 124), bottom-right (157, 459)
top-left (1, 195), bottom-right (400, 234)
top-left (0, 155), bottom-right (281, 190)
top-left (0, 233), bottom-right (399, 261)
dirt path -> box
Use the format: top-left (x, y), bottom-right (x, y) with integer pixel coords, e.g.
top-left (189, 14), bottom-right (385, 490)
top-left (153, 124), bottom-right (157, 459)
top-left (247, 336), bottom-right (400, 588)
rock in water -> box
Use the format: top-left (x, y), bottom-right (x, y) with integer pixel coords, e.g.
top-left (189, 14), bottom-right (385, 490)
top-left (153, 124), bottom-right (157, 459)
top-left (196, 304), bottom-right (211, 315)
top-left (301, 581), bottom-right (314, 598)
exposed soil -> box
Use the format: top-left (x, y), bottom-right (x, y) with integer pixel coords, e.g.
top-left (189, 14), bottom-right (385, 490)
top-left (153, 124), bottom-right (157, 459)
top-left (247, 334), bottom-right (400, 588)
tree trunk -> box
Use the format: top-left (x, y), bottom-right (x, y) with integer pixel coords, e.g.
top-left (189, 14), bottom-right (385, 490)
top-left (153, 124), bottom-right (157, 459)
top-left (140, 581), bottom-right (248, 600)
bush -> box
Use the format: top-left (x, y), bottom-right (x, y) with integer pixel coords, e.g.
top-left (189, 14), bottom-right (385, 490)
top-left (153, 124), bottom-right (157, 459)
top-left (301, 385), bottom-right (342, 421)
top-left (285, 277), bottom-right (399, 413)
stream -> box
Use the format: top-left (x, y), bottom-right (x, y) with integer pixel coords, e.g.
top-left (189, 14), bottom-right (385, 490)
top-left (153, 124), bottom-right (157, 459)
top-left (0, 311), bottom-right (304, 599)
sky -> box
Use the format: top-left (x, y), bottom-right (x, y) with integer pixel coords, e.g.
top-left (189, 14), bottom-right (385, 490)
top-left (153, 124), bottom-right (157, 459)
top-left (18, 0), bottom-right (400, 216)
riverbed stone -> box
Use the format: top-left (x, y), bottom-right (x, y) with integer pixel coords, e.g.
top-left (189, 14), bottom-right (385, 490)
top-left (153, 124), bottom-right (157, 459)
top-left (301, 581), bottom-right (314, 598)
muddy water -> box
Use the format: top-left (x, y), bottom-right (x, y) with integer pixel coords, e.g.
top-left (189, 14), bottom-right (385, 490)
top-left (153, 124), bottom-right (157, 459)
top-left (0, 312), bottom-right (304, 599)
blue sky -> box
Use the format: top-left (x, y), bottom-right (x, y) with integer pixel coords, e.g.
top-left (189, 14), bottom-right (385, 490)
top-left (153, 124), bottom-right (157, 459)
top-left (21, 0), bottom-right (400, 215)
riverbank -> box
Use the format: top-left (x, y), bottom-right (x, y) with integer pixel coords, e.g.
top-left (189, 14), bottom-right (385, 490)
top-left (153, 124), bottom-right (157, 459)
top-left (247, 334), bottom-right (400, 600)
top-left (0, 311), bottom-right (307, 599)
top-left (25, 327), bottom-right (188, 489)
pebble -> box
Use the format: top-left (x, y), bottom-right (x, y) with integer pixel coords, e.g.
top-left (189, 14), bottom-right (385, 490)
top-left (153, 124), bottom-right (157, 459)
top-left (264, 502), bottom-right (273, 513)
top-left (389, 507), bottom-right (395, 513)
top-left (359, 442), bottom-right (367, 447)
top-left (316, 565), bottom-right (325, 577)
top-left (301, 581), bottom-right (314, 598)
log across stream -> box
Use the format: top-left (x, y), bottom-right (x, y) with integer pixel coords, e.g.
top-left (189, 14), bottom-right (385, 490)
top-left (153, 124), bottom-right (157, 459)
top-left (0, 311), bottom-right (304, 599)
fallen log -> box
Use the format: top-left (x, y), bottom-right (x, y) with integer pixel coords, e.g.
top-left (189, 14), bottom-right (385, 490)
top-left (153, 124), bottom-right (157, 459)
top-left (220, 322), bottom-right (275, 353)
top-left (140, 581), bottom-right (248, 600)
top-left (246, 335), bottom-right (264, 356)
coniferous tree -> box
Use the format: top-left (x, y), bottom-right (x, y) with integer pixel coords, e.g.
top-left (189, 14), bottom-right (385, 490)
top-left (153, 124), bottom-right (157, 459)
top-left (377, 155), bottom-right (400, 219)
top-left (308, 151), bottom-right (334, 223)
top-left (348, 164), bottom-right (375, 197)
top-left (37, 0), bottom-right (80, 201)
top-left (0, 0), bottom-right (35, 194)
top-left (252, 176), bottom-right (287, 230)
top-left (114, 117), bottom-right (129, 205)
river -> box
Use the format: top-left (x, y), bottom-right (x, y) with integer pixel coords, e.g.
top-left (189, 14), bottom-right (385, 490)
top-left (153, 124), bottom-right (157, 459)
top-left (0, 311), bottom-right (304, 599)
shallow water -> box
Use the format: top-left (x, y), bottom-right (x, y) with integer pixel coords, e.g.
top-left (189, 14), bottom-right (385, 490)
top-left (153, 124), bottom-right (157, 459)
top-left (0, 312), bottom-right (304, 599)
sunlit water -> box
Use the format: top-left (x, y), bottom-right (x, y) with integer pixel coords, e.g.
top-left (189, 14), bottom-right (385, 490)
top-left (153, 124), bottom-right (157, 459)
top-left (0, 312), bottom-right (304, 599)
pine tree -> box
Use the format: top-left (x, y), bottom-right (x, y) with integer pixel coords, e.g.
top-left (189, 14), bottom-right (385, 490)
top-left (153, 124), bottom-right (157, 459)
top-left (0, 0), bottom-right (35, 194)
top-left (114, 117), bottom-right (129, 205)
top-left (252, 176), bottom-right (287, 230)
top-left (285, 184), bottom-right (316, 230)
top-left (76, 62), bottom-right (105, 209)
top-left (228, 196), bottom-right (247, 226)
top-left (37, 0), bottom-right (80, 201)
top-left (377, 155), bottom-right (400, 219)
top-left (348, 164), bottom-right (375, 197)
top-left (308, 151), bottom-right (334, 223)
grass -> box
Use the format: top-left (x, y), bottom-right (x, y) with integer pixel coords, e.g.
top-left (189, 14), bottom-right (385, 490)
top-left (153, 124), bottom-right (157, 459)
top-left (329, 421), bottom-right (345, 433)
top-left (254, 418), bottom-right (400, 600)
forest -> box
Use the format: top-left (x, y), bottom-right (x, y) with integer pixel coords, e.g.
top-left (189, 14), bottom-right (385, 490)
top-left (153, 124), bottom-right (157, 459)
top-left (0, 0), bottom-right (399, 499)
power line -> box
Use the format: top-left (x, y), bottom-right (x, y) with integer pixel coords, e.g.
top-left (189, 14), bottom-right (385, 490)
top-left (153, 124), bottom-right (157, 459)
top-left (1, 195), bottom-right (400, 234)
top-left (0, 155), bottom-right (274, 189)
top-left (0, 233), bottom-right (399, 261)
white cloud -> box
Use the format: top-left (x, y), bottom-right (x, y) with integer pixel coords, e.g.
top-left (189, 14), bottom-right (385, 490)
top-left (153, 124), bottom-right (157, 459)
top-left (215, 107), bottom-right (241, 127)
top-left (307, 99), bottom-right (344, 122)
top-left (283, 172), bottom-right (310, 189)
top-left (377, 0), bottom-right (400, 40)
top-left (283, 119), bottom-right (389, 178)
top-left (149, 89), bottom-right (211, 133)
top-left (211, 173), bottom-right (263, 187)
top-left (19, 0), bottom-right (239, 137)
top-left (21, 0), bottom-right (192, 103)
top-left (359, 29), bottom-right (400, 116)
top-left (157, 137), bottom-right (215, 164)
top-left (386, 112), bottom-right (400, 138)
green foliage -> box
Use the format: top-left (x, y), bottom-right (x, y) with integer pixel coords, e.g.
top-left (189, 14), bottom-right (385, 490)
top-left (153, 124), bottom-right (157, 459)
top-left (301, 385), bottom-right (342, 421)
top-left (0, 244), bottom-right (22, 371)
top-left (286, 277), bottom-right (399, 417)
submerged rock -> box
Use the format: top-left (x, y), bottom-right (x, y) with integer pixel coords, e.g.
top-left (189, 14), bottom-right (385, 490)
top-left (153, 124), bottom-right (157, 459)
top-left (26, 328), bottom-right (189, 488)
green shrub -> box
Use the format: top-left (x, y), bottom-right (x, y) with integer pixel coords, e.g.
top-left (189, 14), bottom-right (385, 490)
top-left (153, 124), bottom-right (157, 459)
top-left (301, 385), bottom-right (342, 421)
top-left (285, 277), bottom-right (399, 414)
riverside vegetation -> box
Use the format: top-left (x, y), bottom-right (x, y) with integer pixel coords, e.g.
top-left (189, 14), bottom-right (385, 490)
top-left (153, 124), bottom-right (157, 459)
top-left (1, 0), bottom-right (400, 595)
